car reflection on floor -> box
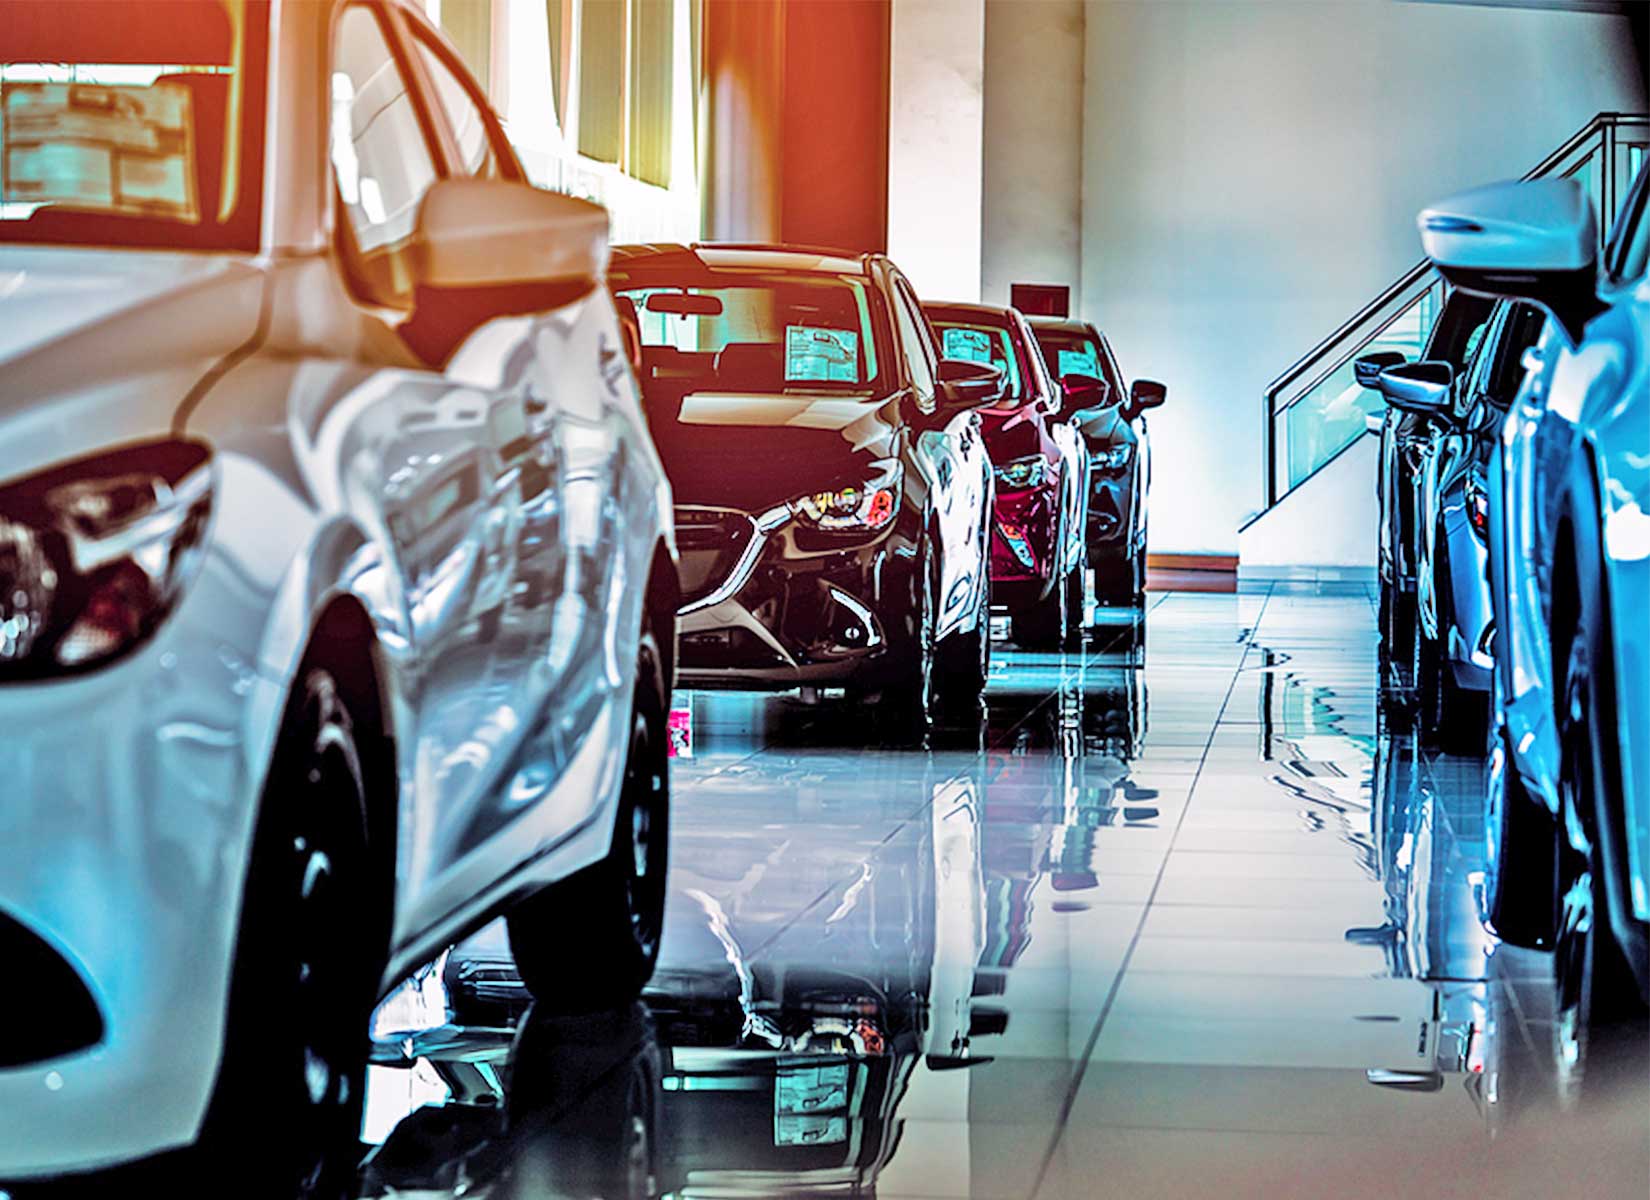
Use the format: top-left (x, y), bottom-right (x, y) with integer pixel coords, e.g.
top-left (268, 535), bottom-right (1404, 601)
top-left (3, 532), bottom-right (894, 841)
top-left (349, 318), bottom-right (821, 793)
top-left (356, 589), bottom-right (1647, 1200)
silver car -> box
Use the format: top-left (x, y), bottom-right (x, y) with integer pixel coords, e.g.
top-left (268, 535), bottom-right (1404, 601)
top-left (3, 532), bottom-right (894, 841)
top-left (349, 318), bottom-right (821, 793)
top-left (1419, 169), bottom-right (1650, 1102)
top-left (1372, 299), bottom-right (1548, 754)
top-left (0, 0), bottom-right (675, 1187)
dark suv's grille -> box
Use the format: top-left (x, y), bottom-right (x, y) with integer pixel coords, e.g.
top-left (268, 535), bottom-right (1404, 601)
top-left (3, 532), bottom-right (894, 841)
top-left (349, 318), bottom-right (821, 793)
top-left (675, 507), bottom-right (757, 607)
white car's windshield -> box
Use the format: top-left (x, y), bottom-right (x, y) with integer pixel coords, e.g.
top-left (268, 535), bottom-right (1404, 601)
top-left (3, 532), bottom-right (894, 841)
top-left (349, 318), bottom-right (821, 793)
top-left (0, 0), bottom-right (267, 252)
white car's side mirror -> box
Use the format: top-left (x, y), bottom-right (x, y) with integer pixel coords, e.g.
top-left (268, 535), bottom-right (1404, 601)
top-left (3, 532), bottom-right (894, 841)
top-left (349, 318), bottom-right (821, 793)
top-left (1417, 179), bottom-right (1600, 342)
top-left (411, 178), bottom-right (608, 292)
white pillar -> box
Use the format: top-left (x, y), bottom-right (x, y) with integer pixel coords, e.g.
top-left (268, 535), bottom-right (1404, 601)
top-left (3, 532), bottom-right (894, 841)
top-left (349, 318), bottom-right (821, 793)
top-left (886, 0), bottom-right (985, 302)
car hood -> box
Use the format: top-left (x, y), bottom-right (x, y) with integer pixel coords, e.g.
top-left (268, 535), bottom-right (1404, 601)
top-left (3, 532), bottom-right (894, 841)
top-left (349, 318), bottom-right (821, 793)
top-left (650, 391), bottom-right (900, 511)
top-left (0, 245), bottom-right (265, 481)
top-left (1070, 404), bottom-right (1130, 445)
top-left (978, 403), bottom-right (1051, 464)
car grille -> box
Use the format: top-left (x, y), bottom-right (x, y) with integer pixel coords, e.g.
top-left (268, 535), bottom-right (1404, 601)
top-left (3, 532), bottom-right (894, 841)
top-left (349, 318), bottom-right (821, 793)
top-left (675, 507), bottom-right (758, 608)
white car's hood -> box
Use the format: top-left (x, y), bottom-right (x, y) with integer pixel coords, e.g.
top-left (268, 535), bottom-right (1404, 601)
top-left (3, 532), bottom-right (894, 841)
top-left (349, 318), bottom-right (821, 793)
top-left (0, 245), bottom-right (255, 364)
top-left (0, 245), bottom-right (265, 481)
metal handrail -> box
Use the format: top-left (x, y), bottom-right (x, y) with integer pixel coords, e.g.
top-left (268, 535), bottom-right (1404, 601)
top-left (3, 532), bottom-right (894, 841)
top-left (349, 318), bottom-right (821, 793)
top-left (1259, 111), bottom-right (1649, 509)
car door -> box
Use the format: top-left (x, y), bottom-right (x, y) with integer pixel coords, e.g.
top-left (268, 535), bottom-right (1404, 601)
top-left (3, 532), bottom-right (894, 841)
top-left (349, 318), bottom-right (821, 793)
top-left (1418, 303), bottom-right (1505, 638)
top-left (321, 2), bottom-right (592, 942)
top-left (890, 273), bottom-right (987, 639)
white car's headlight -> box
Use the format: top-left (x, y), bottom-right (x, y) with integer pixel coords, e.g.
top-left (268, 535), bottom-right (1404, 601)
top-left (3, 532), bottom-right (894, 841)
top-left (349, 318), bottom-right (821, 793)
top-left (791, 459), bottom-right (902, 532)
top-left (0, 440), bottom-right (213, 677)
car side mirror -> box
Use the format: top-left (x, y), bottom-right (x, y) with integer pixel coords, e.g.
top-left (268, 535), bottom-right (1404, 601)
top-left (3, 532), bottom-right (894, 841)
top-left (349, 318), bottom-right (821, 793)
top-left (1354, 350), bottom-right (1406, 388)
top-left (412, 178), bottom-right (607, 294)
top-left (935, 359), bottom-right (1006, 416)
top-left (1418, 178), bottom-right (1601, 344)
top-left (1058, 372), bottom-right (1112, 419)
top-left (1376, 360), bottom-right (1454, 417)
top-left (1127, 379), bottom-right (1166, 419)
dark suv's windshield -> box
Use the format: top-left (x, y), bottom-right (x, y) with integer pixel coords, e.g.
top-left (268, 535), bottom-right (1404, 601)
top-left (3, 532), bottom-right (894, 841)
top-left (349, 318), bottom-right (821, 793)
top-left (0, 1), bottom-right (268, 252)
top-left (611, 271), bottom-right (889, 395)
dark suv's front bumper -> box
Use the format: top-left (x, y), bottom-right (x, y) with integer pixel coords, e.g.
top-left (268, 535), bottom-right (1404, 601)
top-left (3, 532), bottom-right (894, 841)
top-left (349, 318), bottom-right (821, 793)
top-left (673, 504), bottom-right (917, 690)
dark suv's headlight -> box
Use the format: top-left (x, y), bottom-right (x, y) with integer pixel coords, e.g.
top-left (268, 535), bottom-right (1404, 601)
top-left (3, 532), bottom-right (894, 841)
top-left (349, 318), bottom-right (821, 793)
top-left (0, 440), bottom-right (213, 679)
top-left (791, 459), bottom-right (902, 533)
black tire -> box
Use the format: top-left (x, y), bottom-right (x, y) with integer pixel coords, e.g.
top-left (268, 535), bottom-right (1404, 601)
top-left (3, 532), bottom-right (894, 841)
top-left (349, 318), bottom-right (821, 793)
top-left (1427, 533), bottom-right (1490, 754)
top-left (508, 626), bottom-right (670, 1014)
top-left (1062, 557), bottom-right (1086, 647)
top-left (1382, 585), bottom-right (1419, 712)
top-left (1483, 718), bottom-right (1556, 949)
top-left (868, 544), bottom-right (937, 732)
top-left (1550, 577), bottom-right (1649, 1108)
top-left (1011, 566), bottom-right (1069, 649)
top-left (935, 589), bottom-right (990, 713)
top-left (197, 667), bottom-right (389, 1198)
top-left (1091, 553), bottom-right (1136, 608)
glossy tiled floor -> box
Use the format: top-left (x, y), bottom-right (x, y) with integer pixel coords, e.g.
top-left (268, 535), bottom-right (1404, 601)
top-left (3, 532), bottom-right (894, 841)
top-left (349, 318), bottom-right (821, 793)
top-left (359, 586), bottom-right (1649, 1199)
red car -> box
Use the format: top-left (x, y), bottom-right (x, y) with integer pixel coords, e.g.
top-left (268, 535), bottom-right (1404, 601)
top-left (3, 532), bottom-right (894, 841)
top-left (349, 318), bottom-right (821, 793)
top-left (923, 302), bottom-right (1093, 647)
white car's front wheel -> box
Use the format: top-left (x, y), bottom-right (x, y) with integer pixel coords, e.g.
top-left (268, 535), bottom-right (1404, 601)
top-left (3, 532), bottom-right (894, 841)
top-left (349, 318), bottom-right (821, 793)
top-left (508, 624), bottom-right (670, 1014)
top-left (195, 667), bottom-right (389, 1197)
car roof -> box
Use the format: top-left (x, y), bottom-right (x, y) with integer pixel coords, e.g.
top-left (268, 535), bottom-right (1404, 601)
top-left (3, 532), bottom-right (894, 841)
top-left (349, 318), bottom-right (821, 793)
top-left (922, 301), bottom-right (1020, 326)
top-left (1025, 316), bottom-right (1096, 337)
top-left (610, 242), bottom-right (871, 276)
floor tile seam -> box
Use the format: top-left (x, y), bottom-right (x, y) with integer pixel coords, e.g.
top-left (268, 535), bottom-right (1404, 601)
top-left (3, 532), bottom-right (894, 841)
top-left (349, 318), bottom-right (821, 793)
top-left (1026, 584), bottom-right (1276, 1197)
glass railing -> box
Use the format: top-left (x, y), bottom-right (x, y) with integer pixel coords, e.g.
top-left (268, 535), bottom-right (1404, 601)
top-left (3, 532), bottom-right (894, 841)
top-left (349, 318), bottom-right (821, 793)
top-left (1255, 113), bottom-right (1649, 516)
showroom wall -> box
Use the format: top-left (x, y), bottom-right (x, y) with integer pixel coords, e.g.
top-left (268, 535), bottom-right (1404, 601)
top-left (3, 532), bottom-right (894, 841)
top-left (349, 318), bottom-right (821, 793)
top-left (1077, 0), bottom-right (1646, 557)
top-left (980, 0), bottom-right (1084, 309)
top-left (888, 0), bottom-right (987, 301)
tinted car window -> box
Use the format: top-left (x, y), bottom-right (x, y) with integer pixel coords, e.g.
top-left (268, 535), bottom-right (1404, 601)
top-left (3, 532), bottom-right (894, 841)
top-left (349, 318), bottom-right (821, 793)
top-left (930, 320), bottom-right (1023, 400)
top-left (1034, 328), bottom-right (1103, 384)
top-left (614, 274), bottom-right (884, 392)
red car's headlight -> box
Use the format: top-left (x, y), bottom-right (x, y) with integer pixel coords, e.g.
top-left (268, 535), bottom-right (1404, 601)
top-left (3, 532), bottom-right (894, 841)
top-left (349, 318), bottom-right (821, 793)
top-left (0, 440), bottom-right (213, 679)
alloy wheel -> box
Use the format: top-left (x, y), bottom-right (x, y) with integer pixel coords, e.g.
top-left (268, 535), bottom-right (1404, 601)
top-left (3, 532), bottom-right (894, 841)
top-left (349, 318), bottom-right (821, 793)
top-left (620, 706), bottom-right (667, 964)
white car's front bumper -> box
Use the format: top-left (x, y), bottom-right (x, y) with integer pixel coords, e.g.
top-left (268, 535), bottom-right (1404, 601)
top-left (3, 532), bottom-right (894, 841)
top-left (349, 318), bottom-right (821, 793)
top-left (0, 586), bottom-right (266, 1179)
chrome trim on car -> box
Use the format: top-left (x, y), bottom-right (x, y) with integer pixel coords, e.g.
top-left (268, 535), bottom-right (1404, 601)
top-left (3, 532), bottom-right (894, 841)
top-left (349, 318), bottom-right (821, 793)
top-left (677, 504), bottom-right (791, 616)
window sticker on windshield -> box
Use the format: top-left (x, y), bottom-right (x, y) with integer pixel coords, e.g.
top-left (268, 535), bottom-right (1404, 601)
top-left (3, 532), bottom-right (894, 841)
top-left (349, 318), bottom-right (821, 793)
top-left (2, 81), bottom-right (197, 220)
top-left (1057, 347), bottom-right (1101, 379)
top-left (786, 325), bottom-right (859, 382)
top-left (943, 327), bottom-right (993, 364)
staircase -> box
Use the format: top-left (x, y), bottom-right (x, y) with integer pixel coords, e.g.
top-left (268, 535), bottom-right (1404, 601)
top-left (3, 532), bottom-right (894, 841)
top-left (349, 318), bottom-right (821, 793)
top-left (1241, 112), bottom-right (1649, 551)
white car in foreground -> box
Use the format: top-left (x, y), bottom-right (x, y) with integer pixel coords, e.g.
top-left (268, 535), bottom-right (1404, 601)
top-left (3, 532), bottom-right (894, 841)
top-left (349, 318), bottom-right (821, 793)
top-left (0, 0), bottom-right (676, 1189)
